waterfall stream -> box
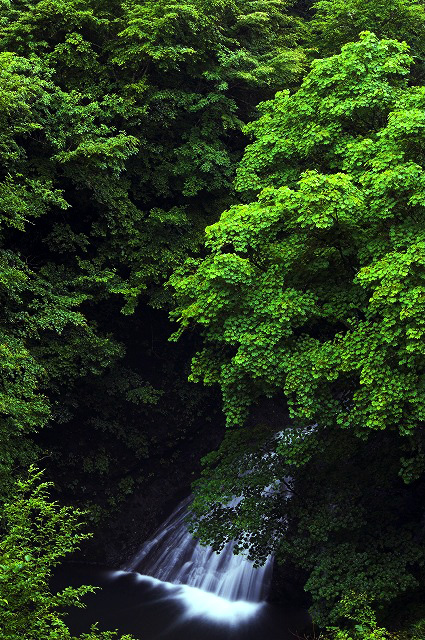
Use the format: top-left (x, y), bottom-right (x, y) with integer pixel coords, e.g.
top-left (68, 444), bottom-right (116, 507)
top-left (57, 496), bottom-right (310, 639)
top-left (124, 497), bottom-right (273, 604)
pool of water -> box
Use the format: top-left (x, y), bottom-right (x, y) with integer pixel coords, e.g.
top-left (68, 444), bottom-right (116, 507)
top-left (54, 564), bottom-right (310, 640)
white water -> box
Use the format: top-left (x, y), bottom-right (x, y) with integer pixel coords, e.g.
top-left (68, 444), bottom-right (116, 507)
top-left (60, 497), bottom-right (310, 638)
top-left (123, 497), bottom-right (273, 607)
top-left (108, 571), bottom-right (263, 624)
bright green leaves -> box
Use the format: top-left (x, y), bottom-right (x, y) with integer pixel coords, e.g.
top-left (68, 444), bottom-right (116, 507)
top-left (0, 177), bottom-right (68, 232)
top-left (342, 243), bottom-right (425, 436)
top-left (236, 33), bottom-right (412, 195)
top-left (115, 0), bottom-right (212, 70)
top-left (0, 0), bottom-right (108, 58)
top-left (0, 468), bottom-right (137, 639)
top-left (114, 0), bottom-right (304, 83)
top-left (172, 31), bottom-right (425, 625)
top-left (172, 242), bottom-right (320, 425)
top-left (0, 467), bottom-right (94, 639)
top-left (0, 53), bottom-right (69, 233)
top-left (54, 133), bottom-right (139, 177)
top-left (0, 251), bottom-right (50, 448)
top-left (172, 33), bottom-right (425, 436)
top-left (292, 171), bottom-right (365, 229)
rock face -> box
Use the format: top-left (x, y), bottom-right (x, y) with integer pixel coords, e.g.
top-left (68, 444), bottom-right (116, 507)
top-left (79, 413), bottom-right (225, 566)
top-left (269, 561), bottom-right (311, 608)
top-left (78, 394), bottom-right (309, 612)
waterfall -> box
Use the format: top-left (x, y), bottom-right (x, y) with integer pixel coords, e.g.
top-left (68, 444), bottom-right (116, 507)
top-left (124, 497), bottom-right (273, 603)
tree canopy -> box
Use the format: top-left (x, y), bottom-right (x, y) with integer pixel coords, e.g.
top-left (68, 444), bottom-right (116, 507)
top-left (172, 32), bottom-right (425, 624)
top-left (0, 0), bottom-right (305, 508)
top-left (1, 1), bottom-right (425, 638)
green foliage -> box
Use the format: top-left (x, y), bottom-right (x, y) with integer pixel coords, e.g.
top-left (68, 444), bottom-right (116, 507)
top-left (172, 31), bottom-right (422, 435)
top-left (0, 467), bottom-right (135, 640)
top-left (0, 0), bottom-right (307, 510)
top-left (173, 33), bottom-right (425, 624)
top-left (323, 593), bottom-right (391, 640)
top-left (3, 0), bottom-right (425, 634)
top-left (77, 627), bottom-right (136, 640)
top-left (309, 0), bottom-right (425, 65)
top-left (189, 418), bottom-right (425, 623)
top-left (318, 593), bottom-right (425, 640)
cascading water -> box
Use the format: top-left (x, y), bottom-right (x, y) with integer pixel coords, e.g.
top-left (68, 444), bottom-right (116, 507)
top-left (124, 497), bottom-right (273, 605)
top-left (58, 495), bottom-right (310, 639)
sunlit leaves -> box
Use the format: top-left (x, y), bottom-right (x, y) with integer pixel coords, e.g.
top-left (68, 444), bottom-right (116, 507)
top-left (0, 468), bottom-right (135, 639)
top-left (172, 33), bottom-right (425, 623)
top-left (173, 33), bottom-right (424, 436)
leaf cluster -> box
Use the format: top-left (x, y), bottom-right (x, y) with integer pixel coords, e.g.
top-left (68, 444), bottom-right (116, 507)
top-left (0, 467), bottom-right (136, 639)
top-left (173, 32), bottom-right (425, 624)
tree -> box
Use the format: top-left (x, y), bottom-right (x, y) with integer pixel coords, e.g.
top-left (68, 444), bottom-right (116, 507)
top-left (0, 0), bottom-right (306, 515)
top-left (308, 0), bottom-right (425, 67)
top-left (171, 33), bottom-right (425, 624)
top-left (0, 467), bottom-right (135, 639)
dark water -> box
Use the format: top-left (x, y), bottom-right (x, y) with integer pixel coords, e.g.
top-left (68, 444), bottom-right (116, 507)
top-left (54, 565), bottom-right (310, 640)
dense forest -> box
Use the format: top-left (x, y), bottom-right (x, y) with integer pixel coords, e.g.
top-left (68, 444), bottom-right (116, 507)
top-left (1, 0), bottom-right (425, 638)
